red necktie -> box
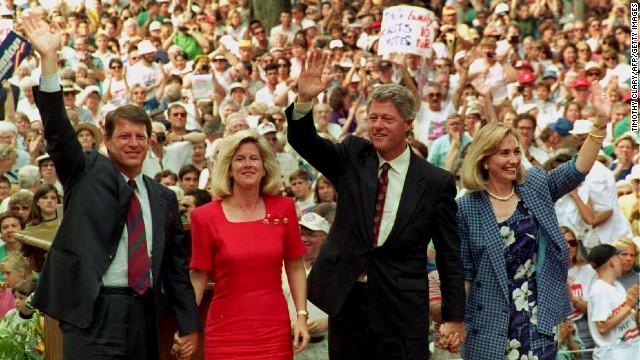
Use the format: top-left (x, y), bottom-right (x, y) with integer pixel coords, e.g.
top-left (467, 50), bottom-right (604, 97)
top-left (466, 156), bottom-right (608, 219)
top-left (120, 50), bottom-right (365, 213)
top-left (372, 163), bottom-right (390, 247)
top-left (127, 179), bottom-right (150, 295)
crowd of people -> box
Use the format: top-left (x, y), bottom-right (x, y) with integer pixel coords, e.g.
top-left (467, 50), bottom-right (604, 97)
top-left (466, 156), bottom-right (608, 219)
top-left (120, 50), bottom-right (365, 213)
top-left (0, 0), bottom-right (638, 359)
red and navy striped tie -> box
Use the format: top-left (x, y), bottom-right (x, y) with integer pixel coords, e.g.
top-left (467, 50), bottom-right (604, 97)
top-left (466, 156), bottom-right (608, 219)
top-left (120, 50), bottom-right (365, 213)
top-left (127, 179), bottom-right (150, 295)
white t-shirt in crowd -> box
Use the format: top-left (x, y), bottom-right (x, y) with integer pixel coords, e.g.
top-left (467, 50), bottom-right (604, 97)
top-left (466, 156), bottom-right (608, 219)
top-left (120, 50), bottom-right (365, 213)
top-left (588, 279), bottom-right (639, 360)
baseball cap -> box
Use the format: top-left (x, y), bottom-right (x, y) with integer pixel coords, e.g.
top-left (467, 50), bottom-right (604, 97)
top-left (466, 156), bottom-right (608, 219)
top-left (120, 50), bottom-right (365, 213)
top-left (149, 21), bottom-right (161, 31)
top-left (569, 119), bottom-right (593, 135)
top-left (571, 78), bottom-right (590, 89)
top-left (60, 79), bottom-right (81, 93)
top-left (514, 60), bottom-right (534, 73)
top-left (377, 60), bottom-right (392, 70)
top-left (517, 72), bottom-right (535, 85)
top-left (329, 39), bottom-right (344, 49)
top-left (442, 5), bottom-right (457, 15)
top-left (299, 212), bottom-right (330, 234)
top-left (256, 122), bottom-right (277, 135)
top-left (238, 39), bottom-right (252, 48)
top-left (229, 83), bottom-right (245, 92)
top-left (542, 70), bottom-right (558, 79)
top-left (548, 118), bottom-right (573, 136)
top-left (494, 3), bottom-right (509, 14)
top-left (137, 40), bottom-right (157, 55)
top-left (588, 244), bottom-right (623, 269)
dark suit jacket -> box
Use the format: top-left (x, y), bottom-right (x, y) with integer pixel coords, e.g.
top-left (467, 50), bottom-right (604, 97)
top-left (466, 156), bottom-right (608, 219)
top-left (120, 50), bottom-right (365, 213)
top-left (286, 104), bottom-right (465, 339)
top-left (30, 89), bottom-right (200, 336)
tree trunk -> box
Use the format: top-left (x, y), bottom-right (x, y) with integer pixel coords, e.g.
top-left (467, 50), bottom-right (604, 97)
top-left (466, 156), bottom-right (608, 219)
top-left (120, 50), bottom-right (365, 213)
top-left (250, 0), bottom-right (291, 37)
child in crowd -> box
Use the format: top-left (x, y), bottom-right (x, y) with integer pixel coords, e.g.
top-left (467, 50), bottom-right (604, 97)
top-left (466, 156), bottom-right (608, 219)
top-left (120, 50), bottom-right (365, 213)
top-left (0, 254), bottom-right (34, 318)
top-left (587, 244), bottom-right (639, 359)
top-left (0, 277), bottom-right (37, 330)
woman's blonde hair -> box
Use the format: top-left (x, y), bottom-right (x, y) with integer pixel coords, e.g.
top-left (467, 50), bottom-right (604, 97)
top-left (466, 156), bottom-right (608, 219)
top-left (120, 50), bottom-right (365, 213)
top-left (210, 129), bottom-right (281, 198)
top-left (612, 237), bottom-right (639, 266)
top-left (0, 254), bottom-right (33, 280)
top-left (560, 226), bottom-right (588, 265)
top-left (460, 123), bottom-right (527, 192)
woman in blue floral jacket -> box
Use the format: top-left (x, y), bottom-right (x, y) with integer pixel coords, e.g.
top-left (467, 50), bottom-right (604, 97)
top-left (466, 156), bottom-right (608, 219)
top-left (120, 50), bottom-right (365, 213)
top-left (456, 86), bottom-right (609, 359)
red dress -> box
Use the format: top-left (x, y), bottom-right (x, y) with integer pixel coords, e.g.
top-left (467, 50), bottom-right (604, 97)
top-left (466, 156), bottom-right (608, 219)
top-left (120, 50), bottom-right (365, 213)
top-left (190, 195), bottom-right (306, 360)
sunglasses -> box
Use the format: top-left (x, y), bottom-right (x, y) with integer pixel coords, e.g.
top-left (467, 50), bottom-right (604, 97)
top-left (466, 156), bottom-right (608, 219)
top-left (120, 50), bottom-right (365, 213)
top-left (567, 240), bottom-right (578, 247)
top-left (253, 30), bottom-right (265, 35)
top-left (427, 93), bottom-right (442, 97)
top-left (111, 65), bottom-right (122, 69)
top-left (277, 64), bottom-right (290, 68)
top-left (587, 72), bottom-right (600, 77)
top-left (604, 57), bottom-right (616, 61)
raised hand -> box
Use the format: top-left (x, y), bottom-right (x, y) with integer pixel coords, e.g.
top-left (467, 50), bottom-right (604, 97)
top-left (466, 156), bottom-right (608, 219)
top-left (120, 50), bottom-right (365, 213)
top-left (297, 48), bottom-right (331, 103)
top-left (21, 11), bottom-right (61, 59)
top-left (589, 80), bottom-right (611, 121)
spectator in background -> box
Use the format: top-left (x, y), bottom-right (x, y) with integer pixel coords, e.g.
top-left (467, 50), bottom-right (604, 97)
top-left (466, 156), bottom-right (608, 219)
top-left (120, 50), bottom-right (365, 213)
top-left (74, 124), bottom-right (103, 152)
top-left (0, 144), bottom-right (17, 185)
top-left (154, 170), bottom-right (178, 187)
top-left (612, 238), bottom-right (640, 291)
top-left (26, 184), bottom-right (61, 227)
top-left (610, 134), bottom-right (637, 181)
top-left (428, 114), bottom-right (473, 172)
top-left (284, 212), bottom-right (331, 360)
top-left (289, 169), bottom-right (315, 216)
top-left (7, 192), bottom-right (33, 222)
top-left (180, 188), bottom-right (212, 221)
top-left (564, 225), bottom-right (597, 359)
top-left (587, 244), bottom-right (639, 360)
top-left (257, 121), bottom-right (298, 188)
top-left (313, 175), bottom-right (336, 205)
top-left (178, 164), bottom-right (200, 192)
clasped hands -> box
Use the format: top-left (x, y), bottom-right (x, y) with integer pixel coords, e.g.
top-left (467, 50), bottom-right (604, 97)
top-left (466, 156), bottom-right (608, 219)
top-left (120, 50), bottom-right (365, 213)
top-left (171, 331), bottom-right (198, 360)
top-left (439, 321), bottom-right (465, 353)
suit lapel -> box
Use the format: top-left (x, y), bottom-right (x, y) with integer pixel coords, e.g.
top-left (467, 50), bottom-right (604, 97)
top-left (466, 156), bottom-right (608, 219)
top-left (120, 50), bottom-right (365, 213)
top-left (144, 177), bottom-right (165, 285)
top-left (478, 191), bottom-right (510, 301)
top-left (359, 152), bottom-right (379, 246)
top-left (384, 153), bottom-right (426, 245)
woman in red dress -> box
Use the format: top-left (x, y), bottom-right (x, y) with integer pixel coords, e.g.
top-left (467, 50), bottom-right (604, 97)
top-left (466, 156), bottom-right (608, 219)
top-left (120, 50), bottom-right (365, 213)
top-left (190, 130), bottom-right (310, 359)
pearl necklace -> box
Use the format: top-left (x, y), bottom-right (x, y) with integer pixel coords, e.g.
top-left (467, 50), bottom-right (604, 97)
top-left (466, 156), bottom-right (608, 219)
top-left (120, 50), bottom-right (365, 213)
top-left (486, 186), bottom-right (515, 201)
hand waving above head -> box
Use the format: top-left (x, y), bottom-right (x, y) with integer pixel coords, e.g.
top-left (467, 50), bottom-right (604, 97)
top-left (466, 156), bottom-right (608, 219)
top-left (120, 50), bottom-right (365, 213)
top-left (297, 48), bottom-right (332, 103)
top-left (21, 12), bottom-right (61, 59)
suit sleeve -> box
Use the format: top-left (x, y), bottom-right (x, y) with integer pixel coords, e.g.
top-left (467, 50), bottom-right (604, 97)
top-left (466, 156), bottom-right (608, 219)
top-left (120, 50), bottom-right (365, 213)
top-left (33, 88), bottom-right (86, 189)
top-left (162, 192), bottom-right (201, 335)
top-left (432, 173), bottom-right (466, 322)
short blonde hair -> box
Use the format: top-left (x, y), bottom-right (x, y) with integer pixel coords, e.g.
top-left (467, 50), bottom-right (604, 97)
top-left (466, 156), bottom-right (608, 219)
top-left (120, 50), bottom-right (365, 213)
top-left (460, 123), bottom-right (527, 192)
top-left (211, 130), bottom-right (281, 198)
top-left (612, 238), bottom-right (639, 266)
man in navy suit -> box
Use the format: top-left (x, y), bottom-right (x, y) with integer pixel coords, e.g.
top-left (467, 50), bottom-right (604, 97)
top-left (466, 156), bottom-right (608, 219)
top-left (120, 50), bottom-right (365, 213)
top-left (22, 13), bottom-right (200, 360)
top-left (287, 49), bottom-right (466, 359)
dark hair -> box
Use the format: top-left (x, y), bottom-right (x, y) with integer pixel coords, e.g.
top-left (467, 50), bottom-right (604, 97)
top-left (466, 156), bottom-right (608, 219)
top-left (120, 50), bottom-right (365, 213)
top-left (13, 277), bottom-right (37, 297)
top-left (104, 105), bottom-right (152, 138)
top-left (313, 175), bottom-right (336, 204)
top-left (154, 170), bottom-right (178, 183)
top-left (289, 169), bottom-right (310, 183)
top-left (240, 60), bottom-right (253, 75)
top-left (0, 175), bottom-right (10, 186)
top-left (514, 113), bottom-right (537, 129)
top-left (108, 58), bottom-right (123, 68)
top-left (178, 164), bottom-right (200, 180)
top-left (184, 188), bottom-right (212, 207)
top-left (27, 184), bottom-right (61, 226)
top-left (0, 211), bottom-right (25, 230)
top-left (329, 87), bottom-right (349, 110)
top-left (264, 63), bottom-right (279, 72)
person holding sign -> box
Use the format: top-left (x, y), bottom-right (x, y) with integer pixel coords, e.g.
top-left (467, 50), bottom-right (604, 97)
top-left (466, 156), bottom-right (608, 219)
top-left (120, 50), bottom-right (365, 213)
top-left (287, 49), bottom-right (466, 359)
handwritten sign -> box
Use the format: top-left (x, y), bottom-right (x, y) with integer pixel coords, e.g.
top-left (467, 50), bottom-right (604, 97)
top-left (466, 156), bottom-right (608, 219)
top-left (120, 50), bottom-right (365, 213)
top-left (0, 31), bottom-right (32, 82)
top-left (378, 6), bottom-right (437, 57)
top-left (191, 74), bottom-right (213, 100)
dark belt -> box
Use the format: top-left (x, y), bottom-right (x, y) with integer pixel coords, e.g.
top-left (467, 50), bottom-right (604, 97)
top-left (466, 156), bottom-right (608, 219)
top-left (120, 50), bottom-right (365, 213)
top-left (308, 336), bottom-right (324, 344)
top-left (100, 286), bottom-right (148, 297)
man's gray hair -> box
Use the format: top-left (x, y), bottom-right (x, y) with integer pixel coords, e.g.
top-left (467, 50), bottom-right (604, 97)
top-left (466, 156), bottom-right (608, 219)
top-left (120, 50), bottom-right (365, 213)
top-left (164, 84), bottom-right (182, 103)
top-left (422, 81), bottom-right (443, 97)
top-left (0, 122), bottom-right (18, 135)
top-left (18, 165), bottom-right (41, 188)
top-left (367, 83), bottom-right (417, 122)
top-left (226, 113), bottom-right (246, 127)
top-left (0, 144), bottom-right (16, 159)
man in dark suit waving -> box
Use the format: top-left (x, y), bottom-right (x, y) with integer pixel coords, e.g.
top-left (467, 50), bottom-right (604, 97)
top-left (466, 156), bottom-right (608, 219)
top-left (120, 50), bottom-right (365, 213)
top-left (21, 13), bottom-right (200, 360)
top-left (286, 49), bottom-right (466, 359)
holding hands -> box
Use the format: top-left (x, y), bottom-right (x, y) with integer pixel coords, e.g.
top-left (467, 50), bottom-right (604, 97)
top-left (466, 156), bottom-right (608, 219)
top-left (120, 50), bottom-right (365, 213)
top-left (171, 331), bottom-right (198, 360)
top-left (439, 321), bottom-right (465, 353)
